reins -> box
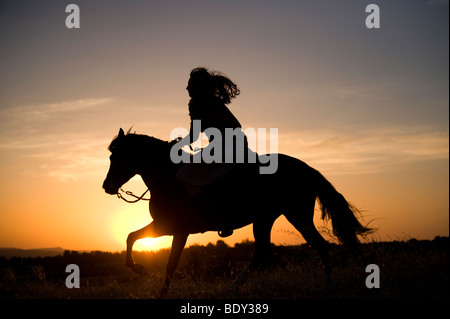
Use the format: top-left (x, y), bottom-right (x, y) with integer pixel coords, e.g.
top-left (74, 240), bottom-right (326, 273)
top-left (117, 188), bottom-right (150, 203)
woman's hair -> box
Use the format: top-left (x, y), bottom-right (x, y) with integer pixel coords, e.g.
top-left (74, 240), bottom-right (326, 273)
top-left (189, 67), bottom-right (240, 104)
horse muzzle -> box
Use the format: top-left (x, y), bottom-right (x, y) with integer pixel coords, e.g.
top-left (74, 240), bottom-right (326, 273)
top-left (102, 179), bottom-right (119, 195)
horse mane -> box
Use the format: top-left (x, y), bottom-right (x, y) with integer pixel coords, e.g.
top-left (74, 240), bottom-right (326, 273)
top-left (108, 129), bottom-right (169, 154)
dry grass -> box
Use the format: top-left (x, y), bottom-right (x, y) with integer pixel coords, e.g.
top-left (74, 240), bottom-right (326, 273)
top-left (1, 237), bottom-right (448, 299)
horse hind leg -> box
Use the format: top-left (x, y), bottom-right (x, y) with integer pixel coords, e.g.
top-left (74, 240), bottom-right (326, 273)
top-left (284, 210), bottom-right (333, 287)
top-left (229, 217), bottom-right (275, 289)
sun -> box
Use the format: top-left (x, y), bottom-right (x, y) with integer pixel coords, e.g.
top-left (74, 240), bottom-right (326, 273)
top-left (134, 237), bottom-right (172, 251)
top-left (109, 203), bottom-right (172, 252)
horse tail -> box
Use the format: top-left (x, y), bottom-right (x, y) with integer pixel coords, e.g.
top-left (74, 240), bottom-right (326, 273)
top-left (315, 171), bottom-right (373, 247)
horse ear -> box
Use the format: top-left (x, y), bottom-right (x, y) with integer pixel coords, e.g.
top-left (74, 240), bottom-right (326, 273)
top-left (119, 128), bottom-right (125, 137)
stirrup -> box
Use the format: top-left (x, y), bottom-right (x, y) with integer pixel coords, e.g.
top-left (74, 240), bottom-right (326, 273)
top-left (218, 229), bottom-right (233, 238)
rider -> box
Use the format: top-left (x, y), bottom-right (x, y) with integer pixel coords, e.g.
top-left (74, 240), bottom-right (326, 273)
top-left (171, 67), bottom-right (249, 237)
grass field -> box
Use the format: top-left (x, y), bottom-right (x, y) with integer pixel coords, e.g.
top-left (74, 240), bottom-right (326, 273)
top-left (0, 237), bottom-right (448, 299)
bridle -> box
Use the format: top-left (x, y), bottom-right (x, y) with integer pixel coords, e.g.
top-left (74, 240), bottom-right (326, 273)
top-left (117, 188), bottom-right (150, 203)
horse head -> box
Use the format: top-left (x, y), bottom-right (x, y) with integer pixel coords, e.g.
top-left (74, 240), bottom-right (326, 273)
top-left (102, 128), bottom-right (139, 195)
top-left (102, 128), bottom-right (171, 195)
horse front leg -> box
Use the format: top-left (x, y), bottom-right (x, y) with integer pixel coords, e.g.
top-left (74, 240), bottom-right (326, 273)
top-left (126, 222), bottom-right (157, 275)
top-left (160, 234), bottom-right (188, 297)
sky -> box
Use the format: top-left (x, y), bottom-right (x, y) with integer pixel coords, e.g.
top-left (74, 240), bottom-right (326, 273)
top-left (0, 0), bottom-right (448, 252)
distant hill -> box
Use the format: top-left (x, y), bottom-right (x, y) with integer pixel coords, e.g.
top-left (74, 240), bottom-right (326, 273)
top-left (0, 247), bottom-right (65, 258)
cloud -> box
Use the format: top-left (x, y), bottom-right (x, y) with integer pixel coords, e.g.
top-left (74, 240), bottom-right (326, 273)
top-left (0, 131), bottom-right (110, 182)
top-left (1, 97), bottom-right (448, 182)
top-left (278, 125), bottom-right (449, 175)
top-left (22, 136), bottom-right (109, 181)
top-left (0, 97), bottom-right (191, 182)
top-left (1, 98), bottom-right (112, 123)
top-left (0, 98), bottom-right (113, 181)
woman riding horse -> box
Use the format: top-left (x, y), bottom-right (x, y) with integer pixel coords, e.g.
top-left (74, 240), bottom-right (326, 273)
top-left (172, 67), bottom-right (251, 237)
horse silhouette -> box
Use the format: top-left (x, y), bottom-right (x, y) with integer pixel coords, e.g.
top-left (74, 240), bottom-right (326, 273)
top-left (102, 128), bottom-right (372, 296)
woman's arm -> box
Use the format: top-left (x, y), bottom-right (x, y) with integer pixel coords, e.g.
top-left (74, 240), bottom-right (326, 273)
top-left (175, 119), bottom-right (201, 149)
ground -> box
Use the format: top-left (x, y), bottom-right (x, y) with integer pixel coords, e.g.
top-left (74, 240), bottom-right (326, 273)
top-left (0, 237), bottom-right (448, 299)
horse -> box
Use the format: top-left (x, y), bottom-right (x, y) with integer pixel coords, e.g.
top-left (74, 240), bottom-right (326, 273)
top-left (102, 128), bottom-right (372, 296)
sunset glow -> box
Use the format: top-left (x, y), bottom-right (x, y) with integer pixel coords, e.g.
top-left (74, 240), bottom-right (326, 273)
top-left (0, 1), bottom-right (448, 253)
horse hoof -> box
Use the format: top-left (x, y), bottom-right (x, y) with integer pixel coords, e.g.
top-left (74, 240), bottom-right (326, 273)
top-left (131, 263), bottom-right (147, 276)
